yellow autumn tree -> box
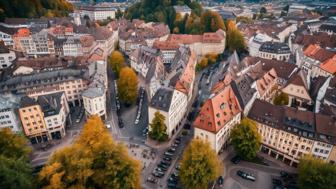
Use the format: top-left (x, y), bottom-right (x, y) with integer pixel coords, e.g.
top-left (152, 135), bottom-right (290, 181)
top-left (117, 67), bottom-right (138, 105)
top-left (38, 116), bottom-right (141, 189)
top-left (180, 138), bottom-right (222, 189)
top-left (226, 20), bottom-right (246, 52)
top-left (108, 50), bottom-right (126, 77)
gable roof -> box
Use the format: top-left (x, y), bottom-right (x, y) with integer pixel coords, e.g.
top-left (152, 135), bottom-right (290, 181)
top-left (149, 87), bottom-right (174, 112)
top-left (194, 85), bottom-right (241, 134)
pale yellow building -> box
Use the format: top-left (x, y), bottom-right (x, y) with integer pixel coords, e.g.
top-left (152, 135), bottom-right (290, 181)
top-left (19, 96), bottom-right (49, 144)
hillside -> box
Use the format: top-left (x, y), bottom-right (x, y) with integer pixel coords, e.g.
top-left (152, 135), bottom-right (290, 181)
top-left (0, 0), bottom-right (74, 21)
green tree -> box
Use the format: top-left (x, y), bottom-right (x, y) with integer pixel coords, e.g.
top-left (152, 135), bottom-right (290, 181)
top-left (149, 111), bottom-right (168, 142)
top-left (230, 118), bottom-right (261, 161)
top-left (108, 50), bottom-right (126, 77)
top-left (116, 9), bottom-right (123, 19)
top-left (0, 128), bottom-right (32, 188)
top-left (180, 139), bottom-right (222, 189)
top-left (273, 92), bottom-right (289, 105)
top-left (201, 10), bottom-right (225, 32)
top-left (298, 155), bottom-right (336, 189)
top-left (117, 67), bottom-right (138, 105)
top-left (38, 116), bottom-right (141, 189)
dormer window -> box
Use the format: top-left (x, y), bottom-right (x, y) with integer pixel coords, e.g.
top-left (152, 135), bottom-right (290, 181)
top-left (220, 103), bottom-right (226, 110)
top-left (216, 113), bottom-right (220, 118)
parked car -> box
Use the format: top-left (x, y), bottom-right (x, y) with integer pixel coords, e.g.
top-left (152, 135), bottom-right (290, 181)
top-left (155, 167), bottom-right (167, 172)
top-left (163, 157), bottom-right (172, 162)
top-left (217, 176), bottom-right (224, 186)
top-left (152, 171), bottom-right (164, 178)
top-left (106, 124), bottom-right (111, 129)
top-left (168, 176), bottom-right (178, 184)
top-left (146, 176), bottom-right (158, 184)
top-left (230, 155), bottom-right (241, 164)
top-left (168, 147), bottom-right (176, 153)
top-left (158, 163), bottom-right (169, 170)
top-left (272, 178), bottom-right (282, 185)
top-left (280, 171), bottom-right (289, 178)
top-left (167, 182), bottom-right (177, 188)
top-left (161, 160), bottom-right (171, 166)
top-left (75, 118), bottom-right (81, 123)
top-left (118, 119), bottom-right (124, 128)
top-left (164, 152), bottom-right (174, 157)
top-left (236, 170), bottom-right (256, 181)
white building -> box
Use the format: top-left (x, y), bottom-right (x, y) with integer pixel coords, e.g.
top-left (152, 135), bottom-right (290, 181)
top-left (248, 33), bottom-right (276, 57)
top-left (62, 37), bottom-right (83, 57)
top-left (148, 88), bottom-right (188, 138)
top-left (194, 85), bottom-right (242, 153)
top-left (78, 4), bottom-right (116, 21)
top-left (0, 42), bottom-right (16, 71)
top-left (37, 92), bottom-right (69, 140)
top-left (82, 84), bottom-right (106, 120)
top-left (258, 42), bottom-right (291, 61)
top-left (0, 95), bottom-right (21, 133)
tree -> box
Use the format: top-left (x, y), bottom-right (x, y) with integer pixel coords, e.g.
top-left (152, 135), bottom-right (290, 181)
top-left (298, 155), bottom-right (336, 189)
top-left (108, 50), bottom-right (126, 77)
top-left (38, 116), bottom-right (141, 189)
top-left (230, 118), bottom-right (261, 161)
top-left (260, 7), bottom-right (267, 14)
top-left (201, 10), bottom-right (225, 32)
top-left (117, 67), bottom-right (138, 105)
top-left (149, 111), bottom-right (168, 142)
top-left (116, 8), bottom-right (123, 19)
top-left (273, 92), bottom-right (289, 105)
top-left (226, 20), bottom-right (246, 53)
top-left (180, 139), bottom-right (221, 189)
top-left (0, 128), bottom-right (32, 188)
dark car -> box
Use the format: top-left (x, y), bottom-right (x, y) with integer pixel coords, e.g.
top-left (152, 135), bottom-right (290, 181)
top-left (168, 147), bottom-right (176, 153)
top-left (230, 155), bottom-right (241, 164)
top-left (118, 119), bottom-right (124, 128)
top-left (161, 160), bottom-right (171, 166)
top-left (152, 171), bottom-right (165, 178)
top-left (236, 170), bottom-right (256, 181)
top-left (273, 185), bottom-right (284, 189)
top-left (217, 176), bottom-right (224, 186)
top-left (168, 176), bottom-right (178, 184)
top-left (280, 171), bottom-right (289, 178)
top-left (167, 182), bottom-right (177, 188)
top-left (158, 164), bottom-right (169, 170)
top-left (163, 156), bottom-right (172, 162)
top-left (272, 178), bottom-right (282, 185)
top-left (155, 167), bottom-right (166, 172)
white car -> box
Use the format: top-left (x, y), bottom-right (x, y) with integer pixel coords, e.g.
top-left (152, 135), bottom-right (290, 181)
top-left (135, 118), bottom-right (139, 125)
top-left (106, 124), bottom-right (111, 129)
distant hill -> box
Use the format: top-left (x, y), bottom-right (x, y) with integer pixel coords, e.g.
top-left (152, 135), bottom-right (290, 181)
top-left (0, 0), bottom-right (74, 21)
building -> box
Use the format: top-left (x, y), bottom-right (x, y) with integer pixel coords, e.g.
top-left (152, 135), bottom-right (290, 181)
top-left (173, 5), bottom-right (192, 17)
top-left (148, 88), bottom-right (188, 138)
top-left (165, 29), bottom-right (226, 56)
top-left (153, 41), bottom-right (180, 64)
top-left (18, 96), bottom-right (49, 144)
top-left (248, 100), bottom-right (336, 167)
top-left (248, 33), bottom-right (275, 57)
top-left (82, 83), bottom-right (106, 120)
top-left (62, 36), bottom-right (83, 57)
top-left (0, 95), bottom-right (21, 133)
top-left (148, 48), bottom-right (197, 139)
top-left (37, 92), bottom-right (69, 140)
top-left (296, 44), bottom-right (336, 78)
top-left (194, 84), bottom-right (242, 153)
top-left (0, 25), bottom-right (17, 48)
top-left (258, 42), bottom-right (291, 61)
top-left (78, 4), bottom-right (116, 21)
top-left (0, 41), bottom-right (16, 71)
top-left (281, 70), bottom-right (313, 110)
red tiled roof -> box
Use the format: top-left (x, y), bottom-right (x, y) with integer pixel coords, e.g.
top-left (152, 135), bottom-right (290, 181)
top-left (14, 28), bottom-right (30, 37)
top-left (320, 54), bottom-right (336, 74)
top-left (153, 40), bottom-right (179, 50)
top-left (193, 85), bottom-right (242, 134)
top-left (304, 44), bottom-right (335, 62)
top-left (175, 51), bottom-right (196, 95)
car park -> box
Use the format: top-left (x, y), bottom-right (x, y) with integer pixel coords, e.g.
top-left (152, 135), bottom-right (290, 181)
top-left (237, 170), bottom-right (256, 181)
top-left (146, 176), bottom-right (158, 184)
top-left (231, 155), bottom-right (241, 164)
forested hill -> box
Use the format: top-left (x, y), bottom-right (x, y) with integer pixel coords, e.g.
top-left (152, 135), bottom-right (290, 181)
top-left (125, 0), bottom-right (202, 30)
top-left (0, 0), bottom-right (74, 21)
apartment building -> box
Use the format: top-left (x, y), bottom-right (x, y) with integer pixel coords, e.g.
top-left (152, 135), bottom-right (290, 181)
top-left (82, 84), bottom-right (106, 120)
top-left (194, 84), bottom-right (242, 153)
top-left (78, 4), bottom-right (116, 21)
top-left (258, 42), bottom-right (291, 62)
top-left (0, 95), bottom-right (21, 133)
top-left (0, 41), bottom-right (16, 71)
top-left (248, 100), bottom-right (336, 167)
top-left (37, 92), bottom-right (69, 140)
top-left (19, 96), bottom-right (49, 144)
